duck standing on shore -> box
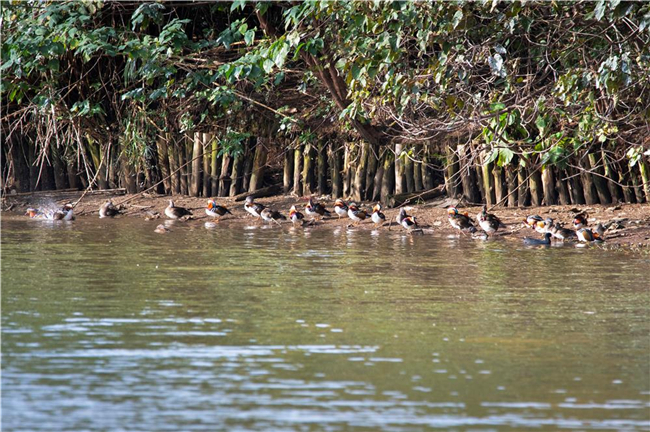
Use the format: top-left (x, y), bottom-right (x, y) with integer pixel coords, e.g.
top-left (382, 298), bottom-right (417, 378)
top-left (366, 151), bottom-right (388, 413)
top-left (573, 212), bottom-right (589, 229)
top-left (305, 198), bottom-right (331, 220)
top-left (534, 217), bottom-right (554, 234)
top-left (205, 200), bottom-right (231, 221)
top-left (550, 222), bottom-right (577, 241)
top-left (260, 208), bottom-right (286, 225)
top-left (371, 203), bottom-right (386, 226)
top-left (165, 200), bottom-right (192, 219)
top-left (244, 196), bottom-right (265, 220)
top-left (398, 208), bottom-right (418, 232)
top-left (522, 215), bottom-right (544, 229)
top-left (347, 203), bottom-right (368, 225)
top-left (577, 228), bottom-right (602, 243)
top-left (477, 205), bottom-right (505, 236)
top-left (334, 199), bottom-right (348, 219)
top-left (289, 205), bottom-right (306, 226)
top-left (99, 200), bottom-right (121, 218)
top-left (447, 206), bottom-right (476, 233)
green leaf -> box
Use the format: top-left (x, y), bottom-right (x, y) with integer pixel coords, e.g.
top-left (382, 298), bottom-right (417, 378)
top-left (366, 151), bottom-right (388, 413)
top-left (244, 29), bottom-right (255, 46)
top-left (262, 59), bottom-right (274, 73)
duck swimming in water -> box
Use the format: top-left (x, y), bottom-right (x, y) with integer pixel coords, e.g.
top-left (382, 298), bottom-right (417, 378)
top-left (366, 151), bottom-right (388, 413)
top-left (333, 199), bottom-right (348, 219)
top-left (447, 206), bottom-right (476, 233)
top-left (99, 200), bottom-right (121, 218)
top-left (25, 207), bottom-right (47, 219)
top-left (52, 204), bottom-right (75, 221)
top-left (371, 203), bottom-right (386, 226)
top-left (165, 200), bottom-right (192, 219)
top-left (477, 205), bottom-right (505, 236)
top-left (305, 197), bottom-right (331, 219)
top-left (244, 196), bottom-right (265, 219)
top-left (205, 200), bottom-right (232, 221)
top-left (524, 232), bottom-right (552, 246)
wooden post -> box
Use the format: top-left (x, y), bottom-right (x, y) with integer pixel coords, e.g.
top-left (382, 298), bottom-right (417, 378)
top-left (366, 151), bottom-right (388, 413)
top-left (506, 163), bottom-right (518, 207)
top-left (302, 144), bottom-right (314, 196)
top-left (190, 132), bottom-right (202, 197)
top-left (587, 153), bottom-right (612, 204)
top-left (364, 145), bottom-right (378, 200)
top-left (541, 165), bottom-right (557, 205)
top-left (528, 163), bottom-right (543, 206)
top-left (229, 152), bottom-right (244, 196)
top-left (556, 168), bottom-right (571, 205)
top-left (422, 147), bottom-right (435, 190)
top-left (317, 142), bottom-right (328, 195)
top-left (639, 158), bottom-right (650, 202)
top-left (394, 143), bottom-right (405, 195)
top-left (517, 163), bottom-right (530, 207)
top-left (602, 150), bottom-right (624, 203)
top-left (480, 150), bottom-right (495, 205)
top-left (343, 143), bottom-right (354, 197)
top-left (352, 142), bottom-right (368, 201)
top-left (168, 135), bottom-right (180, 195)
top-left (178, 137), bottom-right (189, 195)
top-left (458, 144), bottom-right (480, 204)
top-left (579, 156), bottom-right (599, 205)
top-left (381, 151), bottom-right (395, 202)
top-left (330, 143), bottom-right (343, 198)
top-left (293, 146), bottom-right (303, 197)
top-left (493, 164), bottom-right (505, 205)
top-left (202, 133), bottom-right (211, 197)
top-left (156, 134), bottom-right (172, 194)
top-left (404, 152), bottom-right (415, 193)
top-left (283, 148), bottom-right (294, 193)
top-left (210, 137), bottom-right (219, 196)
top-left (372, 149), bottom-right (385, 202)
top-left (249, 138), bottom-right (268, 193)
top-left (444, 145), bottom-right (459, 198)
top-left (218, 153), bottom-right (231, 197)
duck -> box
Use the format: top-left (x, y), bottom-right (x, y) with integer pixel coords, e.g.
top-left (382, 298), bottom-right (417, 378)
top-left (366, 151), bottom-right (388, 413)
top-left (347, 202), bottom-right (368, 225)
top-left (549, 222), bottom-right (577, 241)
top-left (534, 217), bottom-right (554, 234)
top-left (25, 207), bottom-right (46, 219)
top-left (476, 205), bottom-right (504, 236)
top-left (523, 232), bottom-right (552, 245)
top-left (333, 199), bottom-right (349, 219)
top-left (244, 196), bottom-right (265, 219)
top-left (260, 208), bottom-right (286, 225)
top-left (522, 214), bottom-right (544, 229)
top-left (305, 197), bottom-right (331, 219)
top-left (99, 200), bottom-right (121, 218)
top-left (398, 208), bottom-right (418, 232)
top-left (52, 204), bottom-right (75, 221)
top-left (577, 228), bottom-right (603, 243)
top-left (289, 205), bottom-right (306, 226)
top-left (371, 203), bottom-right (386, 226)
top-left (573, 212), bottom-right (589, 229)
top-left (447, 206), bottom-right (476, 233)
top-left (165, 200), bottom-right (192, 219)
top-left (205, 200), bottom-right (232, 220)
top-left (595, 222), bottom-right (606, 238)
top-left (154, 224), bottom-right (170, 234)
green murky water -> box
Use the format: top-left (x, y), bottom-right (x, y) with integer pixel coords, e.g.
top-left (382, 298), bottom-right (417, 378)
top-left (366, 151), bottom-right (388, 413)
top-left (2, 215), bottom-right (649, 431)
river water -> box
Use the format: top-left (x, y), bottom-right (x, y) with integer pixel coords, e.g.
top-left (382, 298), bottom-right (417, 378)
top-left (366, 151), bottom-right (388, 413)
top-left (2, 216), bottom-right (649, 431)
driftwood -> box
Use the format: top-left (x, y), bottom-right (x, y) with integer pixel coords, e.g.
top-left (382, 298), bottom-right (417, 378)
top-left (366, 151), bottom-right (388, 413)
top-left (233, 184), bottom-right (283, 201)
top-left (386, 184), bottom-right (445, 208)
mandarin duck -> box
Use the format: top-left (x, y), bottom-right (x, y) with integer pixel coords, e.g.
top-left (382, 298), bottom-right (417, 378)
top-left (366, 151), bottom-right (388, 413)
top-left (347, 203), bottom-right (368, 225)
top-left (289, 205), bottom-right (306, 226)
top-left (522, 214), bottom-right (544, 229)
top-left (205, 200), bottom-right (232, 220)
top-left (99, 200), bottom-right (121, 218)
top-left (534, 217), bottom-right (554, 234)
top-left (447, 206), bottom-right (476, 233)
top-left (577, 228), bottom-right (603, 243)
top-left (165, 200), bottom-right (192, 219)
top-left (371, 203), bottom-right (386, 226)
top-left (244, 196), bottom-right (265, 219)
top-left (305, 197), bottom-right (331, 219)
top-left (260, 207), bottom-right (286, 225)
top-left (334, 199), bottom-right (349, 219)
top-left (398, 208), bottom-right (418, 232)
top-left (549, 222), bottom-right (577, 241)
top-left (477, 205), bottom-right (505, 236)
top-left (573, 212), bottom-right (589, 229)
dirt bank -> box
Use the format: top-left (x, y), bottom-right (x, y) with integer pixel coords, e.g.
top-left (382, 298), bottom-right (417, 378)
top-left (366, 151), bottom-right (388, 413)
top-left (3, 191), bottom-right (650, 250)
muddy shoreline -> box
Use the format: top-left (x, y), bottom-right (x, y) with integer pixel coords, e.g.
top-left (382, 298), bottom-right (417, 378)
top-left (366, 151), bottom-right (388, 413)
top-left (3, 192), bottom-right (650, 250)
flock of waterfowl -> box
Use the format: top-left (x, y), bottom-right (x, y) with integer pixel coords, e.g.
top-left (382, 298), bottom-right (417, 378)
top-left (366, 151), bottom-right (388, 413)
top-left (24, 196), bottom-right (606, 245)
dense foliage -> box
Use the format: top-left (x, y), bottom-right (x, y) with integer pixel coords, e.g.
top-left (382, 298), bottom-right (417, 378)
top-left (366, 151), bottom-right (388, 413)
top-left (2, 0), bottom-right (649, 204)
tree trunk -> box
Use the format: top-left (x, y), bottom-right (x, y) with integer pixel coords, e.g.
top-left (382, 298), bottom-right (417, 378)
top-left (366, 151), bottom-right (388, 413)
top-left (364, 144), bottom-right (378, 200)
top-left (631, 165), bottom-right (646, 203)
top-left (343, 143), bottom-right (354, 197)
top-left (353, 142), bottom-right (368, 201)
top-left (639, 158), bottom-right (650, 202)
top-left (541, 165), bottom-right (557, 205)
top-left (190, 132), bottom-right (202, 196)
top-left (210, 138), bottom-right (220, 197)
top-left (529, 166), bottom-right (543, 206)
top-left (569, 165), bottom-right (585, 205)
top-left (618, 165), bottom-right (635, 203)
top-left (506, 164), bottom-right (518, 207)
top-left (242, 138), bottom-right (255, 192)
top-left (249, 138), bottom-right (268, 193)
top-left (422, 148), bottom-right (435, 190)
top-left (517, 164), bottom-right (530, 207)
top-left (120, 152), bottom-right (137, 194)
top-left (602, 150), bottom-right (624, 203)
top-left (404, 153), bottom-right (415, 193)
top-left (587, 153), bottom-right (612, 204)
top-left (293, 146), bottom-right (303, 197)
top-left (458, 144), bottom-right (480, 204)
top-left (302, 144), bottom-right (314, 196)
top-left (493, 164), bottom-right (505, 205)
top-left (218, 154), bottom-right (231, 197)
top-left (380, 151), bottom-right (395, 203)
top-left (230, 152), bottom-right (244, 196)
top-left (168, 136), bottom-right (181, 195)
top-left (283, 148), bottom-right (294, 193)
top-left (156, 134), bottom-right (172, 194)
top-left (9, 135), bottom-right (31, 192)
top-left (394, 143), bottom-right (405, 195)
top-left (480, 151), bottom-right (495, 206)
top-left (372, 150), bottom-right (385, 202)
top-left (444, 145), bottom-right (460, 198)
top-left (330, 144), bottom-right (343, 198)
top-left (202, 133), bottom-right (211, 197)
top-left (178, 139), bottom-right (189, 195)
top-left (556, 168), bottom-right (571, 205)
top-left (67, 157), bottom-right (80, 190)
top-left (579, 157), bottom-right (599, 205)
top-left (317, 142), bottom-right (328, 195)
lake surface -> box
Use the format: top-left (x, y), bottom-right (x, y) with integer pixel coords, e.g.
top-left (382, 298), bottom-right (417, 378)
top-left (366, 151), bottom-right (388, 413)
top-left (2, 215), bottom-right (649, 431)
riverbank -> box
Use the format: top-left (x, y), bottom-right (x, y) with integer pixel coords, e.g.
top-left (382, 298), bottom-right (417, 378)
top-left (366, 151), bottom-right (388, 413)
top-left (3, 191), bottom-right (650, 250)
